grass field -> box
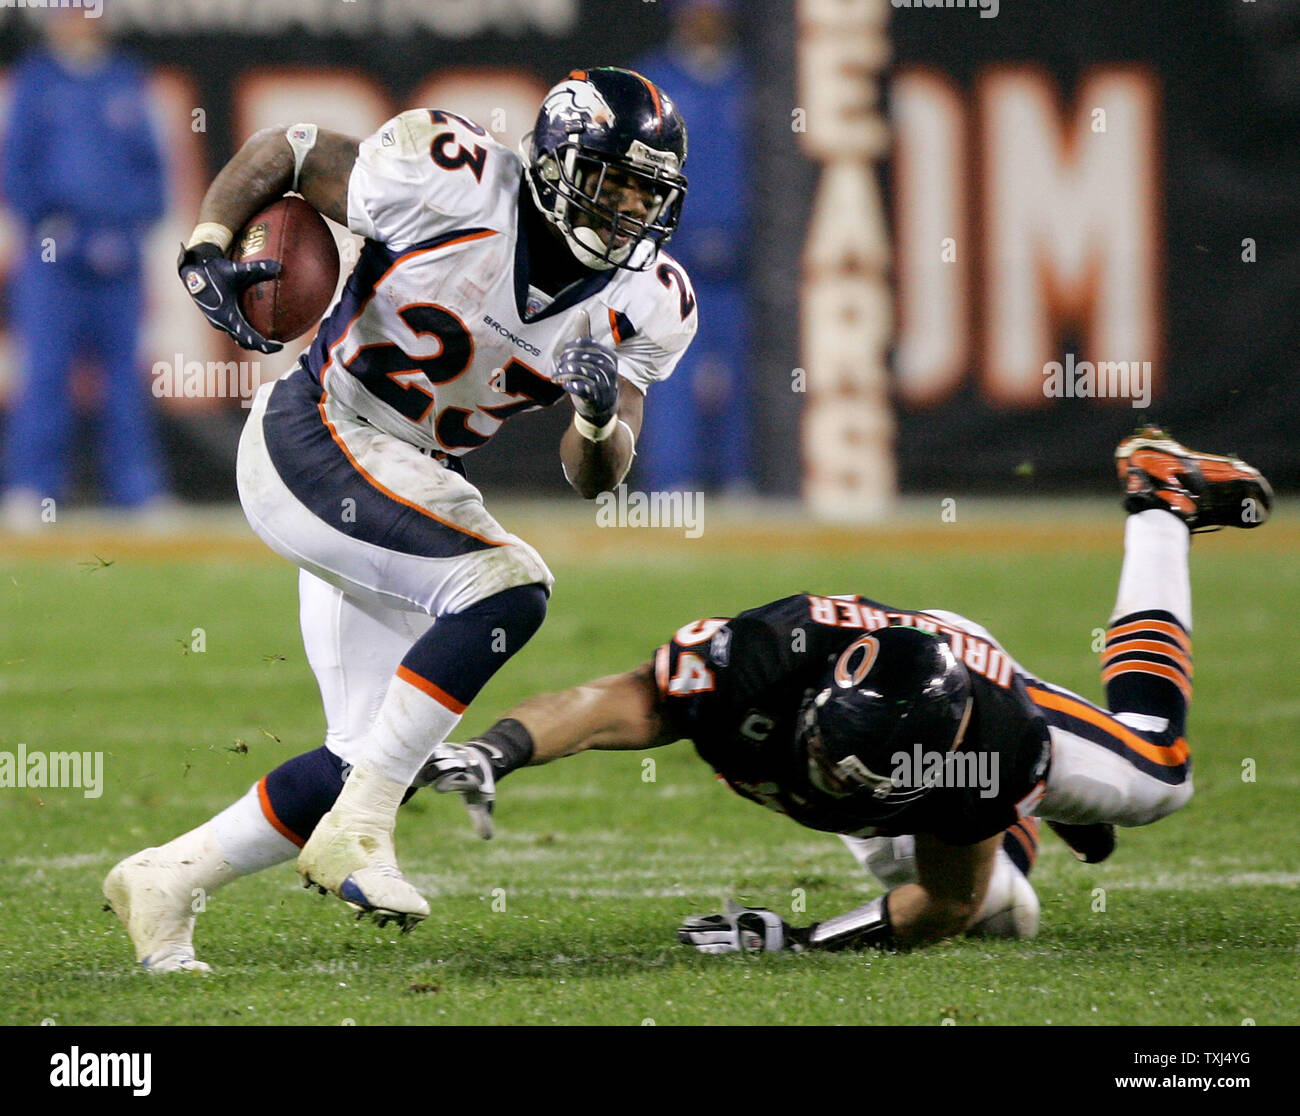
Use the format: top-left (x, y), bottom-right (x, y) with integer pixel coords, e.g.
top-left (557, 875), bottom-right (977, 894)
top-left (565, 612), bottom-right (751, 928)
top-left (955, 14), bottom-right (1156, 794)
top-left (1, 502), bottom-right (1297, 1027)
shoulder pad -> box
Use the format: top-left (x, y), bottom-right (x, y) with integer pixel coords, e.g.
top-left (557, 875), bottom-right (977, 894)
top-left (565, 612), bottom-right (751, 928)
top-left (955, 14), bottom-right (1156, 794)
top-left (348, 108), bottom-right (517, 250)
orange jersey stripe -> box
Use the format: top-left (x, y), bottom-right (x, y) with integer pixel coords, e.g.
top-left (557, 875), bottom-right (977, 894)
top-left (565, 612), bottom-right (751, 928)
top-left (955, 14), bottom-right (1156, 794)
top-left (395, 665), bottom-right (468, 714)
top-left (1101, 660), bottom-right (1193, 703)
top-left (315, 392), bottom-right (507, 549)
top-left (1102, 638), bottom-right (1194, 678)
top-left (257, 776), bottom-right (306, 848)
top-left (608, 307), bottom-right (623, 345)
top-left (1107, 618), bottom-right (1192, 656)
top-left (1027, 686), bottom-right (1190, 767)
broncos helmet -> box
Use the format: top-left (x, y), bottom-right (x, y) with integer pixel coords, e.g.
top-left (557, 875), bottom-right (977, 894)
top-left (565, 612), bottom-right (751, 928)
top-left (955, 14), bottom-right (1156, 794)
top-left (799, 626), bottom-right (974, 816)
top-left (522, 67), bottom-right (688, 271)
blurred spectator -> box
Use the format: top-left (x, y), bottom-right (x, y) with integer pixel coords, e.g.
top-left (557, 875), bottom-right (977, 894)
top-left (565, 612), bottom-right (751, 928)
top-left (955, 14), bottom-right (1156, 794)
top-left (1, 9), bottom-right (168, 531)
top-left (633, 0), bottom-right (754, 495)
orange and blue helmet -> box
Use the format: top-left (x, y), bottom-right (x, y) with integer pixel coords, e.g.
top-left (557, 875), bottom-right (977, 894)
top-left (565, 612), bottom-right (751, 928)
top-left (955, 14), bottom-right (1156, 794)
top-left (522, 67), bottom-right (689, 272)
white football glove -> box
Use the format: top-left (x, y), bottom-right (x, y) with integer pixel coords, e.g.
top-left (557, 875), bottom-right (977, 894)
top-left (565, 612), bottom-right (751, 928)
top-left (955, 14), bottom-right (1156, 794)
top-left (676, 900), bottom-right (805, 954)
top-left (415, 742), bottom-right (496, 840)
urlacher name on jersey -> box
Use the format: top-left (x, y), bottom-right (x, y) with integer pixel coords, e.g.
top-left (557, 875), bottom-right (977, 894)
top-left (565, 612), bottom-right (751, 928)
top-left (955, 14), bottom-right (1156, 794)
top-left (303, 107), bottom-right (696, 457)
top-left (805, 594), bottom-right (1014, 689)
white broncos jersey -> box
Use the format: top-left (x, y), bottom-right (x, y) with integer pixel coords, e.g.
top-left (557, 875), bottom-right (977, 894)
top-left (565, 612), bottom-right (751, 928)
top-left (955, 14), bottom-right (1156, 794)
top-left (303, 108), bottom-right (698, 457)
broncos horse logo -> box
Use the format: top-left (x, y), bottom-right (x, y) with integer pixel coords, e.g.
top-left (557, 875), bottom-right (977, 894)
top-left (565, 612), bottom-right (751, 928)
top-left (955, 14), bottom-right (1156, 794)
top-left (541, 79), bottom-right (617, 134)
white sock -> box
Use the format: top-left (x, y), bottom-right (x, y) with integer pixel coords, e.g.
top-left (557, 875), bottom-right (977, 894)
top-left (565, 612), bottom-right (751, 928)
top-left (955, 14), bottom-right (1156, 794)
top-left (208, 783), bottom-right (300, 876)
top-left (1110, 509), bottom-right (1192, 630)
top-left (362, 671), bottom-right (463, 786)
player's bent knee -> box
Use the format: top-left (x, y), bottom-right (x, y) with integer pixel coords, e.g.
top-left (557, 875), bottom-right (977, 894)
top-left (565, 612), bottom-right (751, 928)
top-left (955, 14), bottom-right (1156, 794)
top-left (505, 581), bottom-right (548, 642)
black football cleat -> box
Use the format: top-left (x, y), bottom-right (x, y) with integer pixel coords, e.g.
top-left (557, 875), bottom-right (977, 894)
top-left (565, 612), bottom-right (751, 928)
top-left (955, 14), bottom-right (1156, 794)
top-left (1115, 425), bottom-right (1272, 533)
top-left (1047, 820), bottom-right (1117, 864)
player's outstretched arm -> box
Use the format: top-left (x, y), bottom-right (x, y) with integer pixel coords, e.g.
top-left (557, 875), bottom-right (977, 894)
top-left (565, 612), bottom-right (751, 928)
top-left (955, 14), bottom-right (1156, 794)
top-left (882, 833), bottom-right (999, 946)
top-left (511, 663), bottom-right (678, 762)
top-left (431, 664), bottom-right (676, 783)
top-left (417, 664), bottom-right (675, 839)
top-left (678, 834), bottom-right (1000, 954)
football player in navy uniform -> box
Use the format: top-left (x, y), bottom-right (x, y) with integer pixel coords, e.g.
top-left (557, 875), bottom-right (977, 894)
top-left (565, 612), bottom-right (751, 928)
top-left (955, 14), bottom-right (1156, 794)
top-left (103, 69), bottom-right (698, 971)
top-left (432, 429), bottom-right (1272, 952)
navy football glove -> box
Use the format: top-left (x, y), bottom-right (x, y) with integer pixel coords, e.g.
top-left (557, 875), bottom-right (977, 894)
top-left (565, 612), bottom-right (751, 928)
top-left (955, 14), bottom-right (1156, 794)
top-left (178, 241), bottom-right (284, 354)
top-left (554, 311), bottom-right (619, 428)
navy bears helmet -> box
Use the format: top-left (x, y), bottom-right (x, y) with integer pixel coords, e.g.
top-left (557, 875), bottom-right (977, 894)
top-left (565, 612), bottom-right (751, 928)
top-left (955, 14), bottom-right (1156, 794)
top-left (523, 67), bottom-right (689, 271)
top-left (799, 626), bottom-right (974, 816)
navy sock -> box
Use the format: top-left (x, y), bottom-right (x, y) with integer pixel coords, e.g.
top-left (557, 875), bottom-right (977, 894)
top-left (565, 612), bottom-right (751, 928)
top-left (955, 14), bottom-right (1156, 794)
top-left (260, 745), bottom-right (348, 846)
top-left (1102, 608), bottom-right (1191, 739)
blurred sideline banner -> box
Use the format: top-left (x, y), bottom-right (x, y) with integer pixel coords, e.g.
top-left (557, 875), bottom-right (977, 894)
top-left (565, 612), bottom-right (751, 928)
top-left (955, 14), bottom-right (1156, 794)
top-left (782, 0), bottom-right (1298, 512)
top-left (0, 0), bottom-right (1296, 507)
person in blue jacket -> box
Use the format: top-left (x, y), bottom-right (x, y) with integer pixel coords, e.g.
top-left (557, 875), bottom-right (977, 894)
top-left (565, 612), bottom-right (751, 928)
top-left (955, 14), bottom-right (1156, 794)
top-left (633, 0), bottom-right (754, 495)
top-left (1, 10), bottom-right (168, 529)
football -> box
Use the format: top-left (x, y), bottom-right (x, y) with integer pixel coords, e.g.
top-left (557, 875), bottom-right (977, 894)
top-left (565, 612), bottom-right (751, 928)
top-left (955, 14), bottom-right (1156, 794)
top-left (231, 195), bottom-right (340, 342)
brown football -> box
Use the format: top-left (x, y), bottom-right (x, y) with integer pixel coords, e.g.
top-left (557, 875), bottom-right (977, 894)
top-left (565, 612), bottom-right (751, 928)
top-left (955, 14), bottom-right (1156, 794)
top-left (232, 195), bottom-right (340, 342)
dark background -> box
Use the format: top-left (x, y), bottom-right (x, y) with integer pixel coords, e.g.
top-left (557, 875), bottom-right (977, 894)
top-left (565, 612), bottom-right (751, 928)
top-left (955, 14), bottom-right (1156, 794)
top-left (0, 0), bottom-right (1294, 503)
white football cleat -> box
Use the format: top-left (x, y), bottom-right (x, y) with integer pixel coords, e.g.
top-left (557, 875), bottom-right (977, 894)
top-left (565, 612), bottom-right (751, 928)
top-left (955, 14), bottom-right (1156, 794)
top-left (297, 766), bottom-right (429, 931)
top-left (102, 850), bottom-right (213, 973)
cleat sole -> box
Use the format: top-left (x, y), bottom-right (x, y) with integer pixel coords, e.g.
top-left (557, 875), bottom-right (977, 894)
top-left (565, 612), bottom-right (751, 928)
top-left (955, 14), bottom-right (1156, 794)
top-left (341, 901), bottom-right (425, 933)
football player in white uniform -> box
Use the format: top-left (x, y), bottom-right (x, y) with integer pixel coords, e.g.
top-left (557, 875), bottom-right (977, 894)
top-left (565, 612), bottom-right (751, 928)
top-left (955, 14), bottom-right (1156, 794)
top-left (103, 69), bottom-right (698, 971)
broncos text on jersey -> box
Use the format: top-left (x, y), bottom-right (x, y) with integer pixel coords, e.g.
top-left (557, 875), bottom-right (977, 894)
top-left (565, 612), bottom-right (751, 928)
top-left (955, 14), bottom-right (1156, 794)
top-left (302, 108), bottom-right (698, 456)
